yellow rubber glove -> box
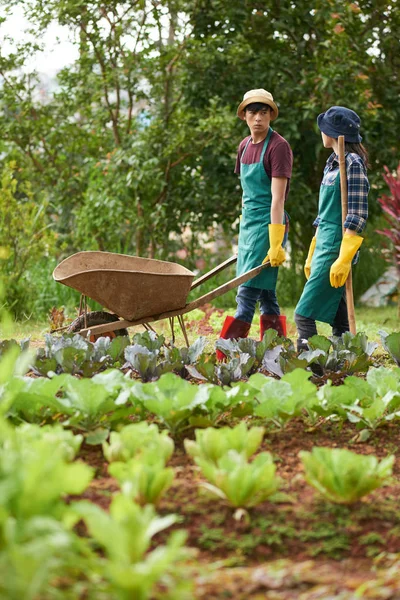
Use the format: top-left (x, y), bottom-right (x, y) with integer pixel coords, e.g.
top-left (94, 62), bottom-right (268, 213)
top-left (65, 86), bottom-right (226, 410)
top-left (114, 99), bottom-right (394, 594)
top-left (263, 224), bottom-right (286, 267)
top-left (304, 236), bottom-right (317, 280)
top-left (330, 233), bottom-right (363, 288)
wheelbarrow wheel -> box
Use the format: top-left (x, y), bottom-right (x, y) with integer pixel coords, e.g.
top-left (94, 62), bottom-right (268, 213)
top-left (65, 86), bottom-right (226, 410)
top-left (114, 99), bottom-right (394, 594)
top-left (68, 311), bottom-right (129, 342)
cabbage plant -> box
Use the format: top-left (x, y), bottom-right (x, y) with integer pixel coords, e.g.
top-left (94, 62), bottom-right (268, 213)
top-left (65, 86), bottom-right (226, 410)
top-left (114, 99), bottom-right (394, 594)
top-left (299, 447), bottom-right (394, 504)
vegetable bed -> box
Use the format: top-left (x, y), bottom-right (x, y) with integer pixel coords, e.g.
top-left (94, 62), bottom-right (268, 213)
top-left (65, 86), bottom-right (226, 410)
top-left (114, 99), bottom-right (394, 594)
top-left (1, 309), bottom-right (400, 599)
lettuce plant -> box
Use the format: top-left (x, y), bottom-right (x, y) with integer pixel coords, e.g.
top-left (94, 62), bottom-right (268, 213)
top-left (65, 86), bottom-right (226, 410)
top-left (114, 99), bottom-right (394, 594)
top-left (109, 454), bottom-right (175, 506)
top-left (15, 423), bottom-right (83, 461)
top-left (0, 424), bottom-right (93, 520)
top-left (299, 447), bottom-right (394, 504)
top-left (103, 422), bottom-right (174, 464)
top-left (0, 516), bottom-right (91, 600)
top-left (252, 369), bottom-right (317, 428)
top-left (184, 422), bottom-right (264, 464)
top-left (54, 376), bottom-right (136, 441)
top-left (314, 367), bottom-right (400, 430)
top-left (72, 495), bottom-right (187, 600)
top-left (196, 450), bottom-right (279, 508)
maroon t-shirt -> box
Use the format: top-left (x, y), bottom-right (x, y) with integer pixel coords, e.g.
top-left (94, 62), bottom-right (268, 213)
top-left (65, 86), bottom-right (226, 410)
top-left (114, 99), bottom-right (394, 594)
top-left (235, 131), bottom-right (293, 199)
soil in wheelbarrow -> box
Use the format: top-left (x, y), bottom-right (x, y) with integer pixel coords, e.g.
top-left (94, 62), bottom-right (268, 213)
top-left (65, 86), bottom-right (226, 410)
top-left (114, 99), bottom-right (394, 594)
top-left (74, 418), bottom-right (400, 598)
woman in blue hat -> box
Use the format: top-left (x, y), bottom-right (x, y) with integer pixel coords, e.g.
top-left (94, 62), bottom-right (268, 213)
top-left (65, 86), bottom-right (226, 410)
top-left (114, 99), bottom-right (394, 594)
top-left (294, 106), bottom-right (370, 349)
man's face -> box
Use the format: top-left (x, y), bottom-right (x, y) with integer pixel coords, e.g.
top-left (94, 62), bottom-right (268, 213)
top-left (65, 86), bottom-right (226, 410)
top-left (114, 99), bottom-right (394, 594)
top-left (244, 106), bottom-right (271, 137)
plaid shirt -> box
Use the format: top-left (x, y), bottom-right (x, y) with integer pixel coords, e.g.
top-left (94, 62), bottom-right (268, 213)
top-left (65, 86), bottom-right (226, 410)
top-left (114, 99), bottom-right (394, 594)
top-left (313, 152), bottom-right (369, 232)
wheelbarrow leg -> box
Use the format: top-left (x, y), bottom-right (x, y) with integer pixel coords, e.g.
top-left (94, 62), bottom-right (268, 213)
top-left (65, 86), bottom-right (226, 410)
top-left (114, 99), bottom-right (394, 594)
top-left (168, 317), bottom-right (176, 344)
top-left (177, 314), bottom-right (189, 347)
top-left (78, 294), bottom-right (88, 330)
top-left (143, 322), bottom-right (158, 335)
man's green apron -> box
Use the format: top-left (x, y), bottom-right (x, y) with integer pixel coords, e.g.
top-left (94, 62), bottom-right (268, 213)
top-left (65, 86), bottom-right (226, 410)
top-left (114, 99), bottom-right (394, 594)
top-left (295, 168), bottom-right (344, 324)
top-left (237, 127), bottom-right (279, 290)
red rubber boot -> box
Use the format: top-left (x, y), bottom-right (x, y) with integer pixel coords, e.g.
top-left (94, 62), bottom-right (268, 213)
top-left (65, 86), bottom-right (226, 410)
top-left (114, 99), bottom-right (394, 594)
top-left (260, 314), bottom-right (287, 339)
top-left (216, 316), bottom-right (251, 361)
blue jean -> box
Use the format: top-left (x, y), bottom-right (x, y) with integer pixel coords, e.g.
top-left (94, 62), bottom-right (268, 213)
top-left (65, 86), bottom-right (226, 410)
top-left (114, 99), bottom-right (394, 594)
top-left (235, 285), bottom-right (280, 323)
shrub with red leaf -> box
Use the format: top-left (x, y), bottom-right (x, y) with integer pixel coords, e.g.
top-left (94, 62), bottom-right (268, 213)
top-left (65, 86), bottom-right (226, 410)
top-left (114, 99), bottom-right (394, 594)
top-left (376, 164), bottom-right (400, 273)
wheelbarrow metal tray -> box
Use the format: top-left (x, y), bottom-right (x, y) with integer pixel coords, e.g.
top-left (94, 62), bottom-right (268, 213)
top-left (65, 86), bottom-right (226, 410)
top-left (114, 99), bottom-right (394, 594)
top-left (53, 251), bottom-right (195, 321)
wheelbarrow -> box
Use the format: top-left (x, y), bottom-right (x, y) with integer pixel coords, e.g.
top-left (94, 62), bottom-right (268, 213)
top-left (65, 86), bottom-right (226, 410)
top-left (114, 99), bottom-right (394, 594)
top-left (53, 251), bottom-right (270, 344)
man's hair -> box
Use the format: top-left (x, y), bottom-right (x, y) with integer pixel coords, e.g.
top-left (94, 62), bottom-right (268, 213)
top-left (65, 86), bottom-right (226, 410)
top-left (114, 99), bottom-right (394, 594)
top-left (244, 102), bottom-right (271, 113)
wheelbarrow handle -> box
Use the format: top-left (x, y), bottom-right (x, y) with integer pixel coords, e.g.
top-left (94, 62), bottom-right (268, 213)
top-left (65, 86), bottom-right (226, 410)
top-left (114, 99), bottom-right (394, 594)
top-left (186, 260), bottom-right (271, 311)
top-left (190, 254), bottom-right (238, 290)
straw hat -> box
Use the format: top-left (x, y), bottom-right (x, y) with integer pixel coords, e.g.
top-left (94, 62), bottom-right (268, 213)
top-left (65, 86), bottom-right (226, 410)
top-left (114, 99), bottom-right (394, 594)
top-left (237, 89), bottom-right (279, 121)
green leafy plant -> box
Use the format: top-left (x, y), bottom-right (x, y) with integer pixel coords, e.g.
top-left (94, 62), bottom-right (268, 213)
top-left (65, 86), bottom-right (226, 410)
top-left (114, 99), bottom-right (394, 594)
top-left (109, 454), bottom-right (175, 506)
top-left (0, 420), bottom-right (93, 520)
top-left (130, 373), bottom-right (213, 434)
top-left (299, 447), bottom-right (394, 504)
top-left (184, 422), bottom-right (264, 464)
top-left (165, 336), bottom-right (208, 378)
top-left (380, 330), bottom-right (400, 366)
top-left (215, 329), bottom-right (281, 370)
top-left (103, 422), bottom-right (174, 464)
top-left (252, 369), bottom-right (317, 428)
top-left (195, 450), bottom-right (280, 508)
top-left (124, 345), bottom-right (174, 382)
top-left (53, 376), bottom-right (136, 443)
top-left (313, 367), bottom-right (400, 431)
top-left (187, 353), bottom-right (255, 386)
top-left (72, 495), bottom-right (188, 600)
top-left (0, 516), bottom-right (91, 600)
top-left (33, 333), bottom-right (130, 377)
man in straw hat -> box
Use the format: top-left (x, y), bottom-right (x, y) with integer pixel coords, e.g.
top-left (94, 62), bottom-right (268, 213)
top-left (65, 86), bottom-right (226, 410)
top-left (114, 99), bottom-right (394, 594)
top-left (217, 89), bottom-right (293, 359)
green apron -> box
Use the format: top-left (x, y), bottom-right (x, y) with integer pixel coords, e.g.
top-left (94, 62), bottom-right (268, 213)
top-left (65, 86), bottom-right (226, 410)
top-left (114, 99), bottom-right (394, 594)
top-left (237, 127), bottom-right (279, 290)
top-left (295, 167), bottom-right (344, 325)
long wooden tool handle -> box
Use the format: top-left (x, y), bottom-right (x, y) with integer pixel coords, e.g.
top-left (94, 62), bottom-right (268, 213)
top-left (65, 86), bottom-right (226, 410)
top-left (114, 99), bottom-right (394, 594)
top-left (338, 135), bottom-right (356, 334)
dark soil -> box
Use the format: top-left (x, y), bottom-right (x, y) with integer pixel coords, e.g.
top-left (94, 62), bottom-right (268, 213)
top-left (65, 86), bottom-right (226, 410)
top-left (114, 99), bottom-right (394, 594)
top-left (76, 418), bottom-right (400, 598)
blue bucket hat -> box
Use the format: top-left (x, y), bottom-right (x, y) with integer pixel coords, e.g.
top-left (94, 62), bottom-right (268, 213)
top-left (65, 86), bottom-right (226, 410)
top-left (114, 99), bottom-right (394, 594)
top-left (317, 106), bottom-right (362, 143)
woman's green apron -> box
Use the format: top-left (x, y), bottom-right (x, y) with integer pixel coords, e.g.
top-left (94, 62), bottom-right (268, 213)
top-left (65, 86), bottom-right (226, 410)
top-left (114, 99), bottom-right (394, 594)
top-left (237, 127), bottom-right (280, 290)
top-left (295, 167), bottom-right (344, 324)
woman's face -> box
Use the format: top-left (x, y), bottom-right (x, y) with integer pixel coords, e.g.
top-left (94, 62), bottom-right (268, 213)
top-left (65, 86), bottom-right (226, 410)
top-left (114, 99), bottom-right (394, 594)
top-left (321, 132), bottom-right (336, 148)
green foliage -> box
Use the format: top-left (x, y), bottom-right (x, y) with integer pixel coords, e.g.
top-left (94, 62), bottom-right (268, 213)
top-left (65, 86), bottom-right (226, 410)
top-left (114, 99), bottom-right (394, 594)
top-left (33, 333), bottom-right (130, 376)
top-left (103, 422), bottom-right (174, 464)
top-left (130, 373), bottom-right (213, 434)
top-left (252, 369), bottom-right (317, 428)
top-left (380, 330), bottom-right (400, 367)
top-left (0, 516), bottom-right (90, 600)
top-left (0, 420), bottom-right (93, 520)
top-left (0, 162), bottom-right (56, 316)
top-left (72, 495), bottom-right (188, 600)
top-left (300, 447), bottom-right (394, 504)
top-left (184, 422), bottom-right (264, 464)
top-left (109, 454), bottom-right (175, 507)
top-left (196, 450), bottom-right (280, 508)
top-left (1, 1), bottom-right (399, 317)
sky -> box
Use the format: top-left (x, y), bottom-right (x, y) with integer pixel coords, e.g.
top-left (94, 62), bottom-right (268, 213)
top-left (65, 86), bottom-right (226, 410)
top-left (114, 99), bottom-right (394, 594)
top-left (1, 5), bottom-right (78, 76)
